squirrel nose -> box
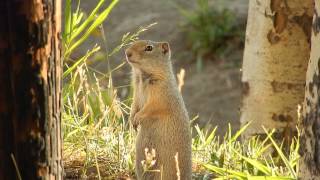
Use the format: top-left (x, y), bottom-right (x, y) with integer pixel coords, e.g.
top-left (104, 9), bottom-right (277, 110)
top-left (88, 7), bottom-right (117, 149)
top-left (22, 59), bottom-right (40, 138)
top-left (125, 49), bottom-right (132, 58)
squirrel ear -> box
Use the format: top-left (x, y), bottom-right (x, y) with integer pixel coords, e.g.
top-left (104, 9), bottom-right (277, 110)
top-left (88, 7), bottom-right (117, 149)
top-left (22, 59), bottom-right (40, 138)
top-left (161, 42), bottom-right (170, 55)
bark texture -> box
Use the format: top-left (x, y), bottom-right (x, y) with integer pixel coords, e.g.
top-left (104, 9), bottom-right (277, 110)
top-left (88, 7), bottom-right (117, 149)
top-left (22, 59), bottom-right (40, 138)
top-left (299, 1), bottom-right (320, 179)
top-left (0, 0), bottom-right (62, 179)
top-left (241, 0), bottom-right (313, 139)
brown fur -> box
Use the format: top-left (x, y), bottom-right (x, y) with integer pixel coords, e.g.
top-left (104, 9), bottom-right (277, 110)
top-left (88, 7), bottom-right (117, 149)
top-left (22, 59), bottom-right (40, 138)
top-left (125, 40), bottom-right (192, 180)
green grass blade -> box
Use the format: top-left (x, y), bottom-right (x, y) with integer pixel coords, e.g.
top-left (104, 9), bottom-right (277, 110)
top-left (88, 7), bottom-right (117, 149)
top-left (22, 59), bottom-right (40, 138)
top-left (63, 46), bottom-right (100, 78)
top-left (255, 143), bottom-right (272, 157)
top-left (194, 125), bottom-right (205, 145)
top-left (247, 176), bottom-right (294, 180)
top-left (72, 11), bottom-right (84, 29)
top-left (229, 122), bottom-right (251, 143)
top-left (204, 127), bottom-right (217, 146)
top-left (63, 0), bottom-right (72, 41)
top-left (66, 0), bottom-right (119, 55)
top-left (202, 163), bottom-right (247, 179)
top-left (263, 127), bottom-right (297, 178)
top-left (65, 125), bottom-right (88, 138)
top-left (69, 0), bottom-right (106, 42)
top-left (232, 148), bottom-right (272, 175)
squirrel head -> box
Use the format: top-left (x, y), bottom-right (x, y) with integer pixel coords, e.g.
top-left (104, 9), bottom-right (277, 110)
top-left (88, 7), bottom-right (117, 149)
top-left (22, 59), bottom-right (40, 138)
top-left (125, 40), bottom-right (171, 73)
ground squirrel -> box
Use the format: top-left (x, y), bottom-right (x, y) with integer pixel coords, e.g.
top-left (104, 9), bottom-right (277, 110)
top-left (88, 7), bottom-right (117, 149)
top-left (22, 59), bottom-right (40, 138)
top-left (125, 40), bottom-right (192, 180)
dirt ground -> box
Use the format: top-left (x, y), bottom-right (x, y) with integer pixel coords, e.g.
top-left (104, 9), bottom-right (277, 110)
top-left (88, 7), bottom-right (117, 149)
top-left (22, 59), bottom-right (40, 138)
top-left (72, 0), bottom-right (248, 136)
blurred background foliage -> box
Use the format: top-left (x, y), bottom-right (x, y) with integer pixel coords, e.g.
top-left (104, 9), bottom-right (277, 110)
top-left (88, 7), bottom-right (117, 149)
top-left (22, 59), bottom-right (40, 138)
top-left (178, 0), bottom-right (244, 61)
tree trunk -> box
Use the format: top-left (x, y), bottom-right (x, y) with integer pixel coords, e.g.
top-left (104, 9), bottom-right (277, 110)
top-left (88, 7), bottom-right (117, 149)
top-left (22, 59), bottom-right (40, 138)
top-left (0, 0), bottom-right (62, 179)
top-left (299, 0), bottom-right (320, 178)
top-left (241, 0), bottom-right (313, 140)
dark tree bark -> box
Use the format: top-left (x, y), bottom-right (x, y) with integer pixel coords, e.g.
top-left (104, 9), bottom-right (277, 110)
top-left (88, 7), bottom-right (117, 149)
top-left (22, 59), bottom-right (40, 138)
top-left (0, 0), bottom-right (62, 179)
top-left (299, 1), bottom-right (320, 179)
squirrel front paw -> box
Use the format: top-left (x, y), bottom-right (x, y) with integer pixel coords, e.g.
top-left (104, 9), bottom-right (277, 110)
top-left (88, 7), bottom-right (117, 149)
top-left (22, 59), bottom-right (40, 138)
top-left (132, 114), bottom-right (142, 130)
top-left (129, 115), bottom-right (137, 131)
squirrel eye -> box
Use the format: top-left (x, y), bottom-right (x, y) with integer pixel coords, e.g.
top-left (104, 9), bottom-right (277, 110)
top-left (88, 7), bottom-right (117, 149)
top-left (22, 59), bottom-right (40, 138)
top-left (145, 45), bottom-right (153, 51)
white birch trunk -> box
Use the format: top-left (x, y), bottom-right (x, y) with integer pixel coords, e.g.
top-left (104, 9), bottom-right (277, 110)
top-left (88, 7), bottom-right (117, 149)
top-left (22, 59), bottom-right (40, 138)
top-left (241, 0), bottom-right (313, 139)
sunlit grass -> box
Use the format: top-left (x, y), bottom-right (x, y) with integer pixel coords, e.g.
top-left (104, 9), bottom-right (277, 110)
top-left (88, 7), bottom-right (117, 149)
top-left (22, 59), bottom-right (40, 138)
top-left (194, 124), bottom-right (300, 179)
